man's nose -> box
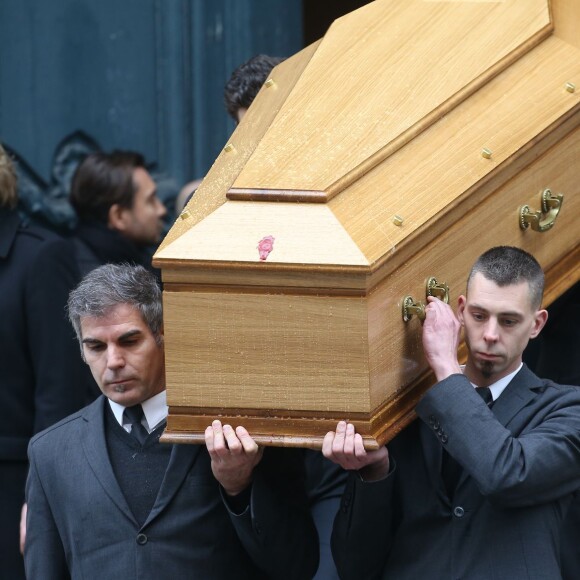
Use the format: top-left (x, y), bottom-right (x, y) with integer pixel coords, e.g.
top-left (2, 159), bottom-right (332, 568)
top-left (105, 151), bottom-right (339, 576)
top-left (107, 345), bottom-right (125, 369)
top-left (157, 198), bottom-right (167, 218)
top-left (483, 319), bottom-right (500, 343)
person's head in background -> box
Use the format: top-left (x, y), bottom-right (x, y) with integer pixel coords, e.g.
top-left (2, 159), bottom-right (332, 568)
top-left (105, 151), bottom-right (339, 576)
top-left (224, 54), bottom-right (285, 123)
top-left (0, 143), bottom-right (18, 210)
top-left (176, 54), bottom-right (286, 216)
top-left (70, 150), bottom-right (167, 246)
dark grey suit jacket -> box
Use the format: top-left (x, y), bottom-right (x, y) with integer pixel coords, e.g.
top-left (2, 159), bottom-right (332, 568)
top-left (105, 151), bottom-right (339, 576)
top-left (332, 365), bottom-right (580, 579)
top-left (25, 396), bottom-right (318, 579)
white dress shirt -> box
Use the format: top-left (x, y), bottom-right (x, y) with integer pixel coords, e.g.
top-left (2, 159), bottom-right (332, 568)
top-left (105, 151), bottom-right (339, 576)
top-left (463, 362), bottom-right (523, 402)
top-left (108, 390), bottom-right (168, 433)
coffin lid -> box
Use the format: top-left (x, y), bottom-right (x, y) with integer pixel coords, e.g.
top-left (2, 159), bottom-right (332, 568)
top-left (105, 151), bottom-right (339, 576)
top-left (154, 0), bottom-right (580, 282)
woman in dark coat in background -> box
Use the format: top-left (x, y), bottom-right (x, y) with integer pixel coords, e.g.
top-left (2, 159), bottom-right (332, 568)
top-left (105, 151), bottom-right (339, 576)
top-left (0, 143), bottom-right (92, 579)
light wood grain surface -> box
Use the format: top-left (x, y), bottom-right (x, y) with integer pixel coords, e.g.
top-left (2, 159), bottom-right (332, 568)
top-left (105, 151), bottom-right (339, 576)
top-left (155, 41), bottom-right (321, 253)
top-left (230, 0), bottom-right (550, 197)
top-left (163, 290), bottom-right (371, 412)
top-left (155, 0), bottom-right (580, 447)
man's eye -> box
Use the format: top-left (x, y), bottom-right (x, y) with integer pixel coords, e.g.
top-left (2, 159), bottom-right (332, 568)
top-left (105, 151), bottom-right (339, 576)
top-left (472, 313), bottom-right (484, 321)
top-left (86, 344), bottom-right (105, 352)
top-left (502, 319), bottom-right (517, 327)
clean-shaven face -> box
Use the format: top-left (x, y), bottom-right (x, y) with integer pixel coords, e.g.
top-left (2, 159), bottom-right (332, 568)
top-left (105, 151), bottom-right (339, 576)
top-left (80, 303), bottom-right (165, 406)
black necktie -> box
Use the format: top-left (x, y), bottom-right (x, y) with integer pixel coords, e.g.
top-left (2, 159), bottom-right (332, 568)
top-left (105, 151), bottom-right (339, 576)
top-left (123, 404), bottom-right (149, 445)
top-left (441, 387), bottom-right (494, 496)
top-left (475, 386), bottom-right (494, 407)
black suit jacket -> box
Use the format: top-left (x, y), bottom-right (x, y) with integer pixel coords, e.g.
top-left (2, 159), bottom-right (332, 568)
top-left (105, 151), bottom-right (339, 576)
top-left (0, 209), bottom-right (90, 462)
top-left (25, 396), bottom-right (318, 579)
top-left (561, 490), bottom-right (580, 580)
top-left (332, 366), bottom-right (580, 579)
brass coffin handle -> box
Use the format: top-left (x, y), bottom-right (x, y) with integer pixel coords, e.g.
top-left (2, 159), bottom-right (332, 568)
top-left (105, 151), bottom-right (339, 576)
top-left (426, 277), bottom-right (449, 303)
top-left (402, 296), bottom-right (426, 322)
top-left (402, 276), bottom-right (450, 322)
top-left (519, 189), bottom-right (564, 232)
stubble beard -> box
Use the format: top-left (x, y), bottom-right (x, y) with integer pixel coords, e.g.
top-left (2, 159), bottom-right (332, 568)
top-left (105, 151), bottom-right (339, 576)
top-left (480, 360), bottom-right (494, 379)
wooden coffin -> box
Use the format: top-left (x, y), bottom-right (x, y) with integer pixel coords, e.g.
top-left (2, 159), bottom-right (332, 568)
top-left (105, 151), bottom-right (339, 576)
top-left (154, 0), bottom-right (580, 449)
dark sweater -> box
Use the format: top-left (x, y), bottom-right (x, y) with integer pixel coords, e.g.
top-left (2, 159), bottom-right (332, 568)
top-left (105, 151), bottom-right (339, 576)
top-left (105, 405), bottom-right (170, 528)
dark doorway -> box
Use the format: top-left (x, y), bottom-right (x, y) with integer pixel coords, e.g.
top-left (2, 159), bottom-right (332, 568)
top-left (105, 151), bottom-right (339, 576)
top-left (302, 0), bottom-right (373, 45)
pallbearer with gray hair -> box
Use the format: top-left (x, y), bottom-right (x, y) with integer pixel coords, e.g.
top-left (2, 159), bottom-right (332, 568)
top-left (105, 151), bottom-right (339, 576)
top-left (25, 263), bottom-right (318, 580)
top-left (67, 263), bottom-right (163, 349)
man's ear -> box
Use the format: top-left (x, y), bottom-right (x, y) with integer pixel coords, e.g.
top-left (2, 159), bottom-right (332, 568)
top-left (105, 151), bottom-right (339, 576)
top-left (155, 324), bottom-right (165, 346)
top-left (530, 309), bottom-right (548, 339)
top-left (107, 203), bottom-right (129, 232)
top-left (457, 295), bottom-right (467, 326)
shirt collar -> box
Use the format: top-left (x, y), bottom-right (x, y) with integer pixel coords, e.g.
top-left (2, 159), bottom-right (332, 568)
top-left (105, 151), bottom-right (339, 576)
top-left (461, 362), bottom-right (523, 402)
top-left (108, 390), bottom-right (168, 431)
